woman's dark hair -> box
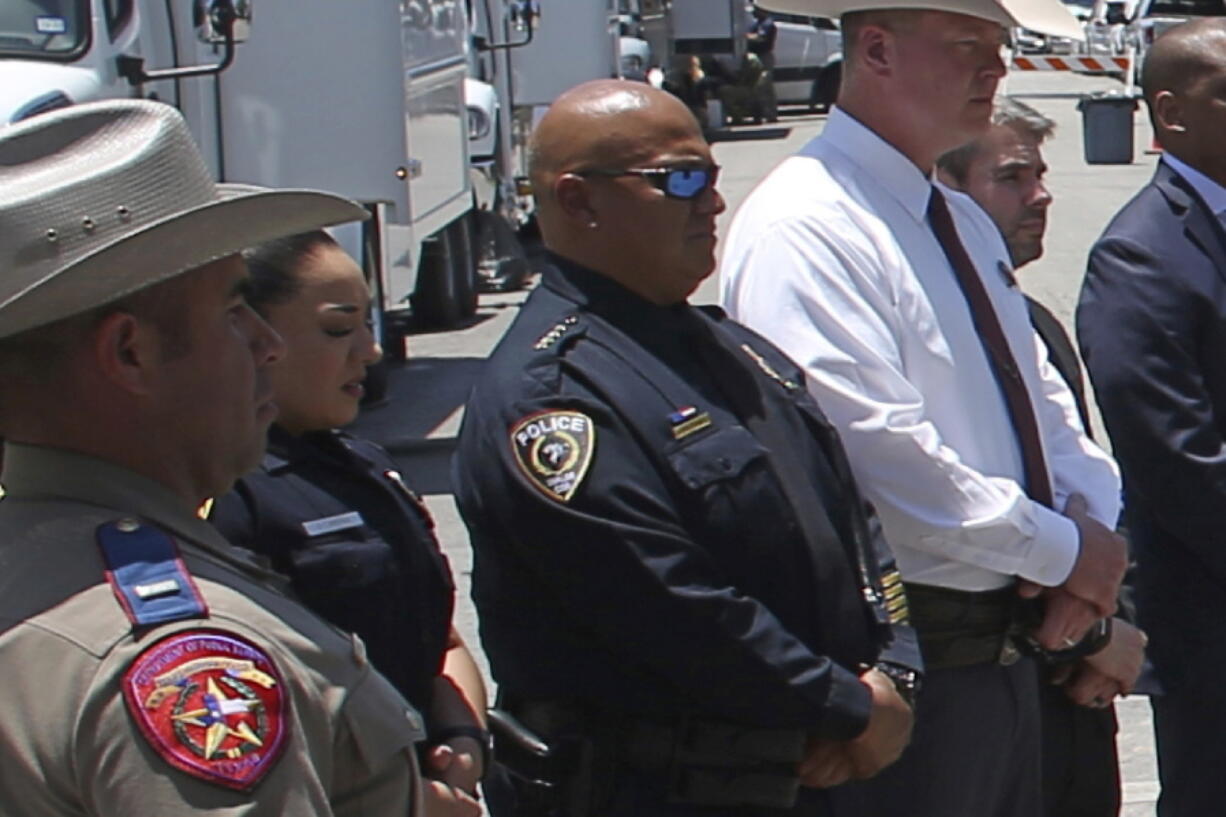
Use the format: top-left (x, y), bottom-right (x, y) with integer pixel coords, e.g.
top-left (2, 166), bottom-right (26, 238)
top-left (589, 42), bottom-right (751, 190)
top-left (242, 230), bottom-right (340, 316)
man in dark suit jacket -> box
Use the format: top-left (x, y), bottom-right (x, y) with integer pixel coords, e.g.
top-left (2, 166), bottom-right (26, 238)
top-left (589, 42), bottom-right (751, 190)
top-left (1077, 19), bottom-right (1226, 817)
top-left (941, 96), bottom-right (1146, 817)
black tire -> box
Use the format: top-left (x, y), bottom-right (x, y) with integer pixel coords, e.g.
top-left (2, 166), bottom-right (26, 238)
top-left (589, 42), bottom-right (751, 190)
top-left (361, 358), bottom-right (390, 407)
top-left (473, 209), bottom-right (530, 293)
top-left (410, 217), bottom-right (478, 328)
top-left (450, 214), bottom-right (478, 320)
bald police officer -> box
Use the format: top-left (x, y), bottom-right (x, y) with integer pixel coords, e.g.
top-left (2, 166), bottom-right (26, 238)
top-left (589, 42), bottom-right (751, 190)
top-left (454, 80), bottom-right (919, 817)
top-left (0, 101), bottom-right (424, 815)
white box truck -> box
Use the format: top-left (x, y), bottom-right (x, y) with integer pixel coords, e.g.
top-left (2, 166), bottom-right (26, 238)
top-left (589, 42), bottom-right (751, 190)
top-left (1, 0), bottom-right (482, 341)
top-left (468, 0), bottom-right (648, 236)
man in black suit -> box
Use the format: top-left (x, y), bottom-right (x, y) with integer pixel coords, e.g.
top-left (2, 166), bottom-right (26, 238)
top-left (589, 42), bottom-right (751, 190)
top-left (1077, 19), bottom-right (1226, 817)
top-left (940, 97), bottom-right (1146, 817)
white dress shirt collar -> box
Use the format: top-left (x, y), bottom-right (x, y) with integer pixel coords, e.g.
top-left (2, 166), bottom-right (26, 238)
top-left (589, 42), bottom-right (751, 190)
top-left (1163, 153), bottom-right (1226, 219)
top-left (811, 107), bottom-right (934, 226)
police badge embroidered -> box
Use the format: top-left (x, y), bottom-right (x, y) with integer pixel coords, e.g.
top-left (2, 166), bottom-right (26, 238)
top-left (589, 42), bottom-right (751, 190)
top-left (122, 630), bottom-right (289, 790)
top-left (510, 410), bottom-right (595, 502)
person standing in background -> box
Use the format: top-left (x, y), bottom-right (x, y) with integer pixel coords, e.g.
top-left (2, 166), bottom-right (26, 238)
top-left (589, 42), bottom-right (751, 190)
top-left (747, 5), bottom-right (779, 122)
top-left (939, 97), bottom-right (1147, 817)
top-left (1078, 20), bottom-right (1226, 817)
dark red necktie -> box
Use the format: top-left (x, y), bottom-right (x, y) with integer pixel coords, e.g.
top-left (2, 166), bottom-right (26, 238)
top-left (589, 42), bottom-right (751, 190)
top-left (928, 187), bottom-right (1053, 508)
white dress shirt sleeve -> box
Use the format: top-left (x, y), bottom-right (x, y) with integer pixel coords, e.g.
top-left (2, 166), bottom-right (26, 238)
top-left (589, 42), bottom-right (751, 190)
top-left (723, 217), bottom-right (1084, 588)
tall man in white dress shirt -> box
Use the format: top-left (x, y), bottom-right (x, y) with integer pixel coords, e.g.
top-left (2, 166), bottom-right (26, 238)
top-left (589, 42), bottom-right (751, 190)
top-left (721, 2), bottom-right (1126, 814)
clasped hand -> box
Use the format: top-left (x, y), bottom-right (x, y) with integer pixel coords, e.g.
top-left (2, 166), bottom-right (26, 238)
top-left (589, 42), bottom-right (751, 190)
top-left (798, 668), bottom-right (914, 789)
top-left (1019, 493), bottom-right (1127, 651)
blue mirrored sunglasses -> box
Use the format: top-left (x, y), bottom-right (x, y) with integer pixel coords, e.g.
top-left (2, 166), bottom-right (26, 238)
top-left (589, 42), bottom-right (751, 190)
top-left (577, 165), bottom-right (720, 200)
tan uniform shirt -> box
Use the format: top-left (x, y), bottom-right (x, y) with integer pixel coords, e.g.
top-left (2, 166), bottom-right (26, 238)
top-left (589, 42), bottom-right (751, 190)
top-left (0, 443), bottom-right (424, 816)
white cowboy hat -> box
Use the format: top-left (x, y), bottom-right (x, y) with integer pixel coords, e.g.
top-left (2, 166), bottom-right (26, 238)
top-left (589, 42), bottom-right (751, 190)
top-left (758, 0), bottom-right (1084, 40)
top-left (0, 99), bottom-right (369, 340)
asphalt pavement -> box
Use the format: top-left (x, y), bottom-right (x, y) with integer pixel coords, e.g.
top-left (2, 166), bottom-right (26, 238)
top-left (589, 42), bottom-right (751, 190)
top-left (351, 68), bottom-right (1162, 815)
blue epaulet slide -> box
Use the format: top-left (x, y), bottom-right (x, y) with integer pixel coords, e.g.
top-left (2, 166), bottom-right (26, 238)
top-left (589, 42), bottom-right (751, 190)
top-left (96, 518), bottom-right (209, 629)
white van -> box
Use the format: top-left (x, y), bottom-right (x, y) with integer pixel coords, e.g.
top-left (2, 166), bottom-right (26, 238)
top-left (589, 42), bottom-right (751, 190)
top-left (767, 12), bottom-right (843, 107)
top-left (669, 1), bottom-right (844, 111)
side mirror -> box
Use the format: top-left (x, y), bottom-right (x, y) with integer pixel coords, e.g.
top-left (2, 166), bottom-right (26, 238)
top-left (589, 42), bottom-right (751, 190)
top-left (120, 0), bottom-right (249, 84)
top-left (194, 0), bottom-right (252, 45)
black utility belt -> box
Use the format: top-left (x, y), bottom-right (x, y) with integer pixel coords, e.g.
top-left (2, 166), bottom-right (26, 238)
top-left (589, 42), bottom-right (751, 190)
top-left (620, 716), bottom-right (805, 809)
top-left (489, 702), bottom-right (804, 811)
top-left (903, 583), bottom-right (1025, 670)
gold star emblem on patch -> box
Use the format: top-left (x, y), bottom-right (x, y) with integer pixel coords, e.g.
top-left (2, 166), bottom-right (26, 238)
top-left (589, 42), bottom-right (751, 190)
top-left (510, 410), bottom-right (596, 502)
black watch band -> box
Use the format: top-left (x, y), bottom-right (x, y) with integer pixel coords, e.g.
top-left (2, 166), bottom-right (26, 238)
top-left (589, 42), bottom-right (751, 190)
top-left (429, 724), bottom-right (491, 777)
top-left (874, 661), bottom-right (921, 707)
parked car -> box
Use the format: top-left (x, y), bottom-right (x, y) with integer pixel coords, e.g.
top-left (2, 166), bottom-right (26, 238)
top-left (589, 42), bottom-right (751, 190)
top-left (767, 12), bottom-right (842, 108)
top-left (1129, 0), bottom-right (1226, 78)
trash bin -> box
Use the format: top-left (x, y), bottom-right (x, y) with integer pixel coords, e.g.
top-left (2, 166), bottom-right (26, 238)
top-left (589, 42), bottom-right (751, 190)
top-left (1076, 93), bottom-right (1139, 164)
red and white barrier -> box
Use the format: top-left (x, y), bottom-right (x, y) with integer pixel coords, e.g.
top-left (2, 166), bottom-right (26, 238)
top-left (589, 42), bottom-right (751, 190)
top-left (1011, 55), bottom-right (1131, 75)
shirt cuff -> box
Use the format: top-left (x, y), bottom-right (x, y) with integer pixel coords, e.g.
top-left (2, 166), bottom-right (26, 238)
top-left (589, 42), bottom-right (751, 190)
top-left (814, 663), bottom-right (873, 740)
top-left (1016, 506), bottom-right (1080, 587)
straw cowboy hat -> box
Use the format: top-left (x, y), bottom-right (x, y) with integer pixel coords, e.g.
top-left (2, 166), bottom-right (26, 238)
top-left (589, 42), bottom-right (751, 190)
top-left (0, 99), bottom-right (369, 340)
top-left (758, 0), bottom-right (1084, 40)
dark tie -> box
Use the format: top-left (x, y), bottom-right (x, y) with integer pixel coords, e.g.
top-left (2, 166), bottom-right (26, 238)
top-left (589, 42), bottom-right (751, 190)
top-left (928, 187), bottom-right (1053, 509)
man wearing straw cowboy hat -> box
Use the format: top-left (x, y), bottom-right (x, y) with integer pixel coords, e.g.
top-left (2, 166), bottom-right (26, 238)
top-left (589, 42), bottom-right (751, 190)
top-left (0, 100), bottom-right (425, 815)
top-left (721, 0), bottom-right (1125, 814)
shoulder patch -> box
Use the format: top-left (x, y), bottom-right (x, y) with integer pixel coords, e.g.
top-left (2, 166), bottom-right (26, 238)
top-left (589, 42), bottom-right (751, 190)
top-left (122, 629), bottom-right (289, 791)
top-left (510, 410), bottom-right (595, 502)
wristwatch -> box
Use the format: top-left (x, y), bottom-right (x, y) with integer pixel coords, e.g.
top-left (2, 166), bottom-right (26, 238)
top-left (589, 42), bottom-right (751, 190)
top-left (874, 662), bottom-right (921, 708)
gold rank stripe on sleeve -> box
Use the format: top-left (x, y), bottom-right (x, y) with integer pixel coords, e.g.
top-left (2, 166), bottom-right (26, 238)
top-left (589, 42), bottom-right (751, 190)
top-left (886, 596), bottom-right (910, 625)
top-left (880, 570), bottom-right (909, 624)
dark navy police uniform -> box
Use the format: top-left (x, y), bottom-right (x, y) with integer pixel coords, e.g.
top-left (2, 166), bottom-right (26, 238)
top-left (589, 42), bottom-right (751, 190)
top-left (454, 254), bottom-right (920, 817)
top-left (210, 427), bottom-right (454, 716)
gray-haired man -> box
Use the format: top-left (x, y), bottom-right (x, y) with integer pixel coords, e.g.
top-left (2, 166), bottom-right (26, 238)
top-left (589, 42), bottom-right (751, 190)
top-left (0, 100), bottom-right (424, 816)
top-left (939, 98), bottom-right (1147, 817)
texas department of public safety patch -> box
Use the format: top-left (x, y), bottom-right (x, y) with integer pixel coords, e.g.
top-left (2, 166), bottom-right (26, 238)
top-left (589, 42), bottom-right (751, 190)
top-left (510, 410), bottom-right (595, 502)
top-left (122, 629), bottom-right (289, 791)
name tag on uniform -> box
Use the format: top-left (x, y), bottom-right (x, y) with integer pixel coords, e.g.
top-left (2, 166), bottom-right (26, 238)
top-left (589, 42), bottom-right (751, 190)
top-left (302, 511), bottom-right (365, 537)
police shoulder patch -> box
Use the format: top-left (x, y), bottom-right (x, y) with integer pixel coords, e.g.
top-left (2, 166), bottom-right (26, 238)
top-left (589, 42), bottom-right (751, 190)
top-left (122, 629), bottom-right (289, 791)
top-left (510, 409), bottom-right (595, 502)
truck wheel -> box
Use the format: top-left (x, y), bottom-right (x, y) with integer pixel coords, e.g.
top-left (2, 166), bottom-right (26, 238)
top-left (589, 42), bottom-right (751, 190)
top-left (361, 358), bottom-right (391, 407)
top-left (450, 214), bottom-right (478, 319)
top-left (474, 209), bottom-right (530, 293)
top-left (411, 217), bottom-right (478, 328)
top-left (811, 63), bottom-right (841, 112)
